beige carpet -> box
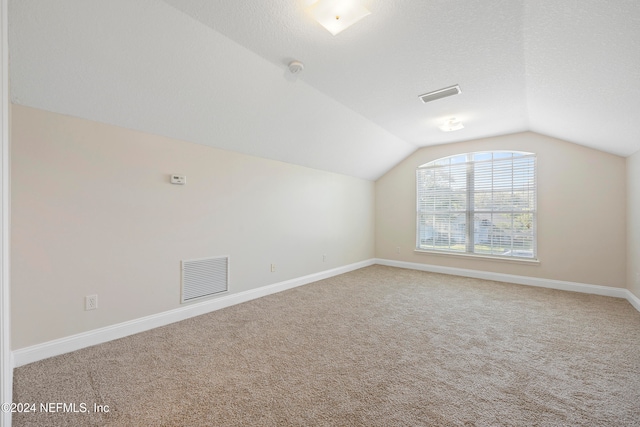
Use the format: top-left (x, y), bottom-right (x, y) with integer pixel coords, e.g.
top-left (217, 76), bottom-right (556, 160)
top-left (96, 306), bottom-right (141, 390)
top-left (12, 265), bottom-right (640, 426)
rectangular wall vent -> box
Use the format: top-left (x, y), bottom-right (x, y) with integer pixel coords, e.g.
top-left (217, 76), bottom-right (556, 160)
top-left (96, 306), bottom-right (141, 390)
top-left (181, 256), bottom-right (228, 303)
top-left (418, 84), bottom-right (461, 104)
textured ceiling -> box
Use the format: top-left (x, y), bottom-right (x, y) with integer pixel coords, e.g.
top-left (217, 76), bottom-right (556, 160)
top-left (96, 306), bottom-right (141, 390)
top-left (8, 0), bottom-right (640, 180)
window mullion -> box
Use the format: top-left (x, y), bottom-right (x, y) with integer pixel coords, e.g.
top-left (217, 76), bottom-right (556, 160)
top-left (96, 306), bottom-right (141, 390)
top-left (510, 158), bottom-right (515, 253)
top-left (466, 156), bottom-right (474, 253)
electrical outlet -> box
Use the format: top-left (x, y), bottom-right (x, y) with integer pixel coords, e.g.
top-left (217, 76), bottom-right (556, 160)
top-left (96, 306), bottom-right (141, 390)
top-left (85, 295), bottom-right (98, 311)
top-left (323, 254), bottom-right (327, 262)
top-left (396, 246), bottom-right (400, 254)
top-left (270, 264), bottom-right (276, 272)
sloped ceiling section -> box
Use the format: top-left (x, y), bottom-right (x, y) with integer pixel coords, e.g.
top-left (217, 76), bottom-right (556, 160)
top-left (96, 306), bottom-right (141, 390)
top-left (164, 0), bottom-right (531, 147)
top-left (8, 0), bottom-right (415, 180)
top-left (8, 0), bottom-right (640, 180)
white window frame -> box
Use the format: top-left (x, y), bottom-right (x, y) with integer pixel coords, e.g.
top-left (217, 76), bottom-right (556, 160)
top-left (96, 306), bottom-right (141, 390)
top-left (416, 151), bottom-right (537, 260)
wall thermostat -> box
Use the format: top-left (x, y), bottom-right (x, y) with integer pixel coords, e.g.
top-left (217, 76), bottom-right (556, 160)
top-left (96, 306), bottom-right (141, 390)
top-left (170, 174), bottom-right (186, 185)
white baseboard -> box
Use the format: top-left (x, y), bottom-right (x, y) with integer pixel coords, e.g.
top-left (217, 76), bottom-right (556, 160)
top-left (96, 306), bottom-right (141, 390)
top-left (13, 258), bottom-right (639, 367)
top-left (12, 259), bottom-right (376, 367)
top-left (625, 289), bottom-right (640, 312)
top-left (375, 258), bottom-right (638, 309)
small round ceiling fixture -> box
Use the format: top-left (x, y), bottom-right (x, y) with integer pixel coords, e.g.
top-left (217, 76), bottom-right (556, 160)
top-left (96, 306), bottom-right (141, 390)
top-left (440, 118), bottom-right (464, 132)
top-left (288, 60), bottom-right (305, 74)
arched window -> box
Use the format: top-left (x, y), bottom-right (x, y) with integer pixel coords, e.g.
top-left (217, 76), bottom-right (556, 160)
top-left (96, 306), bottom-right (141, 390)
top-left (416, 151), bottom-right (536, 259)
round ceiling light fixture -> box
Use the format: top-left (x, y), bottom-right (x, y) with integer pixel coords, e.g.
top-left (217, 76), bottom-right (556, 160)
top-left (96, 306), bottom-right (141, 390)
top-left (440, 118), bottom-right (464, 132)
top-left (288, 60), bottom-right (305, 74)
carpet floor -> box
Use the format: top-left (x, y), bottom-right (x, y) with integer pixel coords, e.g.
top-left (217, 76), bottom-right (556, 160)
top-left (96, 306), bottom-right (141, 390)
top-left (12, 265), bottom-right (640, 426)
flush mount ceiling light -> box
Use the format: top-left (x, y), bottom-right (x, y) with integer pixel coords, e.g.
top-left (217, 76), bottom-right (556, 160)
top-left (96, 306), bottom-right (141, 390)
top-left (440, 118), bottom-right (464, 132)
top-left (419, 84), bottom-right (461, 104)
top-left (306, 0), bottom-right (371, 35)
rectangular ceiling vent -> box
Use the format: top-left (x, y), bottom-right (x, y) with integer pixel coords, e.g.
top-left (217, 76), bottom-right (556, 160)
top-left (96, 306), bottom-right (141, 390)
top-left (181, 256), bottom-right (228, 303)
top-left (418, 84), bottom-right (461, 104)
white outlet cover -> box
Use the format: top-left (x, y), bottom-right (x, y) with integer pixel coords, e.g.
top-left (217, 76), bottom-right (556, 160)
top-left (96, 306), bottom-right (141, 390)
top-left (170, 175), bottom-right (186, 185)
top-left (85, 295), bottom-right (98, 311)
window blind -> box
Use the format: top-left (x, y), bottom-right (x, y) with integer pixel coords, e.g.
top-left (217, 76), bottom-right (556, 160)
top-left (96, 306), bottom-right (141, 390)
top-left (416, 152), bottom-right (536, 259)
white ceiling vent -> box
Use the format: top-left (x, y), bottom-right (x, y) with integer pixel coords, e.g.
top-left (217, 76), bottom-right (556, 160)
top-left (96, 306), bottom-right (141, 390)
top-left (418, 85), bottom-right (461, 104)
top-left (181, 256), bottom-right (229, 303)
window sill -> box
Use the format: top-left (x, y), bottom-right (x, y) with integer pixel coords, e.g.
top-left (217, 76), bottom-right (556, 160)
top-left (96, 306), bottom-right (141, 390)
top-left (414, 249), bottom-right (540, 265)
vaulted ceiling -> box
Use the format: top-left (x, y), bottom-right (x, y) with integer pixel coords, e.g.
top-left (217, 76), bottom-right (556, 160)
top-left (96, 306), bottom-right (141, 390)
top-left (9, 0), bottom-right (640, 180)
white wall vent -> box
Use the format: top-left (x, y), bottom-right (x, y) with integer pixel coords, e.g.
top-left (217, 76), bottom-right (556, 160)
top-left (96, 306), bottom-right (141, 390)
top-left (181, 256), bottom-right (229, 303)
top-left (418, 84), bottom-right (461, 104)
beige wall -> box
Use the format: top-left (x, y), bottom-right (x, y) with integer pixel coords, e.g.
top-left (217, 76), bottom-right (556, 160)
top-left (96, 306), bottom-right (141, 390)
top-left (376, 132), bottom-right (627, 288)
top-left (11, 107), bottom-right (634, 351)
top-left (627, 149), bottom-right (640, 298)
top-left (11, 105), bottom-right (375, 349)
